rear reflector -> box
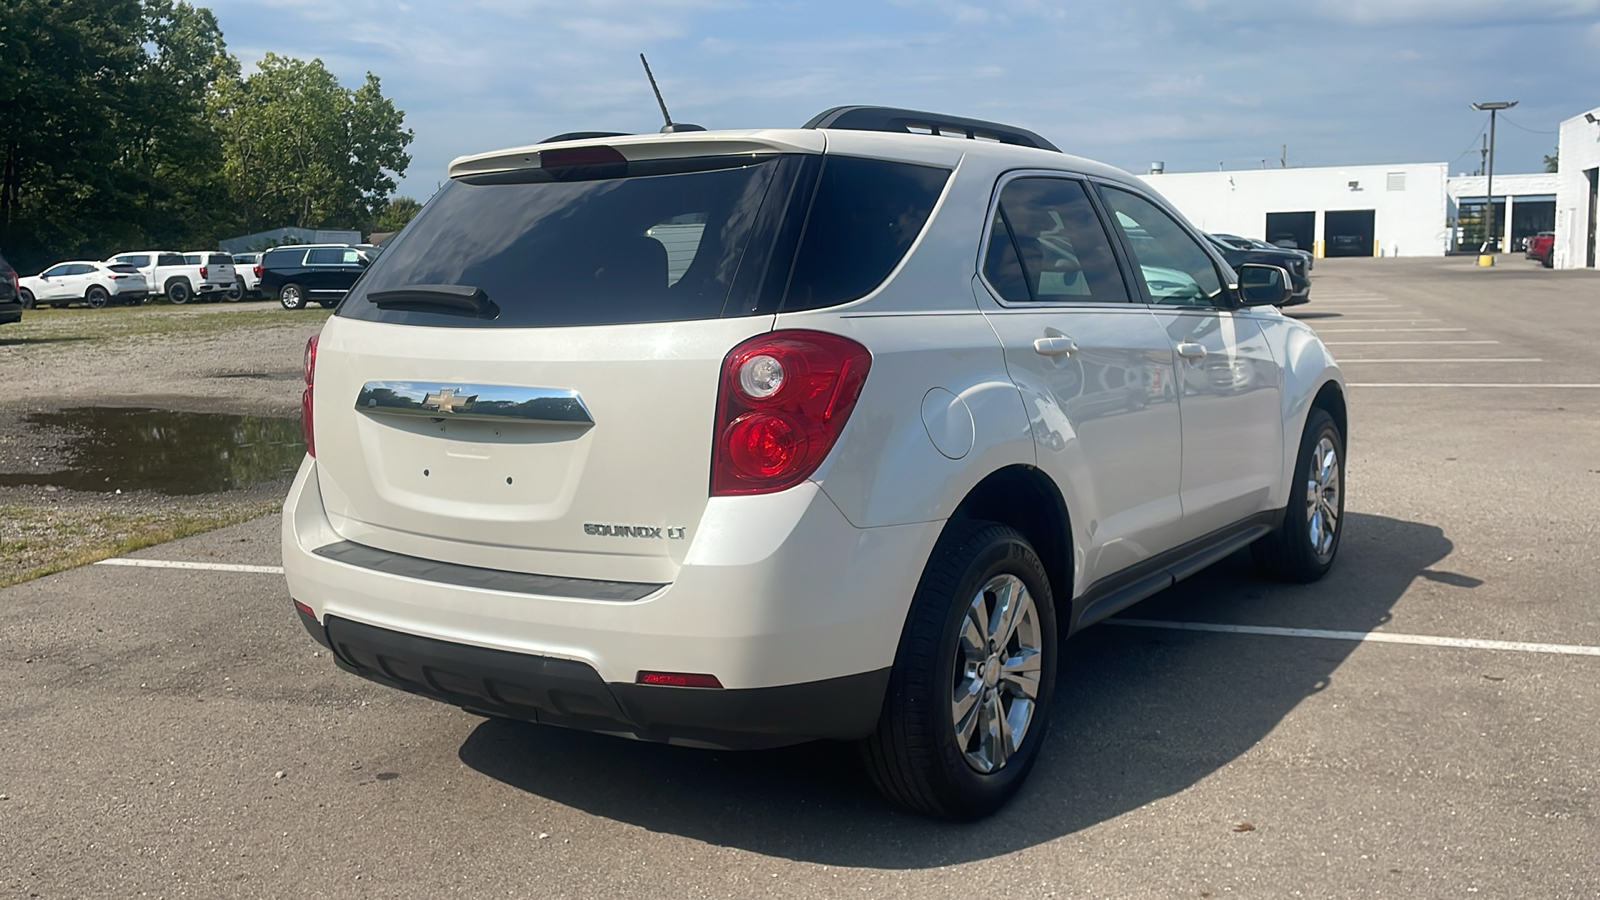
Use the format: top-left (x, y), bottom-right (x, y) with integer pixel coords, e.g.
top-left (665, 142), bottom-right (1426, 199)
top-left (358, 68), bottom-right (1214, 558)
top-left (293, 600), bottom-right (316, 619)
top-left (637, 671), bottom-right (723, 689)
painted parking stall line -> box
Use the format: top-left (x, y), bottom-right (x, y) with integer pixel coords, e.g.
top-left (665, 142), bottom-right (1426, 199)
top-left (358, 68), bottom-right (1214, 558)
top-left (1106, 618), bottom-right (1600, 657)
top-left (1350, 383), bottom-right (1600, 388)
top-left (1324, 340), bottom-right (1500, 346)
top-left (1337, 358), bottom-right (1542, 364)
top-left (95, 558), bottom-right (285, 575)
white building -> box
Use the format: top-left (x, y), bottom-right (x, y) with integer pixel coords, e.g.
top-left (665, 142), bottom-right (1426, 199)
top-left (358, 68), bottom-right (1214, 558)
top-left (1553, 106), bottom-right (1600, 269)
top-left (1445, 172), bottom-right (1558, 253)
top-left (1139, 163), bottom-right (1450, 258)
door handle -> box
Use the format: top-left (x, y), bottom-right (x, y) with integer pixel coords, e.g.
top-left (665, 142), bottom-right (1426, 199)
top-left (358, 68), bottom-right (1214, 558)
top-left (1033, 336), bottom-right (1078, 357)
top-left (1176, 342), bottom-right (1207, 360)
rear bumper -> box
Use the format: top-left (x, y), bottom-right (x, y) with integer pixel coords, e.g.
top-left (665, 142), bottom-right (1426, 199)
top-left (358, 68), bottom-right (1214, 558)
top-left (0, 308), bottom-right (20, 325)
top-left (282, 457), bottom-right (940, 746)
top-left (297, 609), bottom-right (887, 749)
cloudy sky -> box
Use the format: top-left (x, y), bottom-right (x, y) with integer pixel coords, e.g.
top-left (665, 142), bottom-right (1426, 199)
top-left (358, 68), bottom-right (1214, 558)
top-left (209, 0), bottom-right (1599, 199)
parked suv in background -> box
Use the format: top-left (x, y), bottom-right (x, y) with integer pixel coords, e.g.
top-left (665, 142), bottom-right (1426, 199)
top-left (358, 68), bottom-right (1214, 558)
top-left (283, 107), bottom-right (1346, 820)
top-left (19, 261), bottom-right (150, 308)
top-left (1208, 233), bottom-right (1312, 305)
top-left (0, 251), bottom-right (20, 325)
top-left (260, 244), bottom-right (370, 309)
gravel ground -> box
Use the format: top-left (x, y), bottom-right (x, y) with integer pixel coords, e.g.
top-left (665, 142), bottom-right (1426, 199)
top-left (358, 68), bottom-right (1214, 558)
top-left (0, 303), bottom-right (324, 584)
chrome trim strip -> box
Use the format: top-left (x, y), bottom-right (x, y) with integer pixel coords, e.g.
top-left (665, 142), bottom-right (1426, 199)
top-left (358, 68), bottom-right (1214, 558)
top-left (355, 381), bottom-right (594, 425)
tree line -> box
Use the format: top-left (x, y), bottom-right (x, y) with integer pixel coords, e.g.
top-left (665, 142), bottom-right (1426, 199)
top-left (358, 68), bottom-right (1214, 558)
top-left (0, 0), bottom-right (417, 273)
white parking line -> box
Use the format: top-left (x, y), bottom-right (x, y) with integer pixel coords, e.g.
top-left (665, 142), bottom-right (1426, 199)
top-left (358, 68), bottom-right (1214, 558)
top-left (1295, 318), bottom-right (1442, 324)
top-left (95, 558), bottom-right (285, 575)
top-left (1106, 618), bottom-right (1600, 657)
top-left (1337, 358), bottom-right (1542, 363)
top-left (1351, 383), bottom-right (1600, 388)
top-left (1314, 328), bottom-right (1467, 333)
top-left (1325, 340), bottom-right (1500, 345)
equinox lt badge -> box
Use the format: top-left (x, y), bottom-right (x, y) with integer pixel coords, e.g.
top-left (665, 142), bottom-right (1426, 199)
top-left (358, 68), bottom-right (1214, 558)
top-left (585, 523), bottom-right (687, 540)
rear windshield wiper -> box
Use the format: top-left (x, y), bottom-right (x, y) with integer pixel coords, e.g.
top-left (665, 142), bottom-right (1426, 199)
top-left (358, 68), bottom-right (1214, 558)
top-left (368, 284), bottom-right (498, 318)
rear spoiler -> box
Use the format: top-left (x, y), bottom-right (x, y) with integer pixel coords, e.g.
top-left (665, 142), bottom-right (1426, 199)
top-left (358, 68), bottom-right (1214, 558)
top-left (448, 131), bottom-right (825, 180)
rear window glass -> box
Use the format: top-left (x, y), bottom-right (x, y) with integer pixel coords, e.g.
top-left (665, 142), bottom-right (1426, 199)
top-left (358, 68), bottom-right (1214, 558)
top-left (109, 264), bottom-right (140, 274)
top-left (781, 157), bottom-right (949, 312)
top-left (207, 254), bottom-right (230, 266)
top-left (341, 157), bottom-right (786, 329)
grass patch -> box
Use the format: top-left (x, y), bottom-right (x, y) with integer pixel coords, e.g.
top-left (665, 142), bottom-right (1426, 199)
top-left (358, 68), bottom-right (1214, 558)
top-left (4, 303), bottom-right (331, 345)
top-left (0, 499), bottom-right (279, 587)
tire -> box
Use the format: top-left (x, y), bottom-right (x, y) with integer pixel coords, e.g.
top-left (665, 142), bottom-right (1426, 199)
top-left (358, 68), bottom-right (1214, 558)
top-left (227, 278), bottom-right (244, 301)
top-left (317, 299), bottom-right (338, 309)
top-left (861, 519), bottom-right (1058, 820)
top-left (166, 279), bottom-right (192, 305)
top-left (18, 289), bottom-right (34, 310)
top-left (1541, 251), bottom-right (1553, 269)
top-left (85, 286), bottom-right (110, 309)
top-left (1251, 408), bottom-right (1344, 582)
top-left (279, 283), bottom-right (305, 310)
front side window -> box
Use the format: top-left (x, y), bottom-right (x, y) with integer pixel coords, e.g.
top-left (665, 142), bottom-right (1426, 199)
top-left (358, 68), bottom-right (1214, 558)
top-left (1098, 186), bottom-right (1225, 308)
top-left (982, 177), bottom-right (1129, 303)
top-left (41, 265), bottom-right (70, 278)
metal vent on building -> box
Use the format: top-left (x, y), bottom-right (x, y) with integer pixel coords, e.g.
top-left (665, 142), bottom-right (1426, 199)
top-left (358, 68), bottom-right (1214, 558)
top-left (1386, 172), bottom-right (1407, 191)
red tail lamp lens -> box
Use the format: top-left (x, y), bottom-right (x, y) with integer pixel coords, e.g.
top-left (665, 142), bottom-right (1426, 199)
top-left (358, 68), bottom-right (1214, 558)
top-left (637, 671), bottom-right (723, 689)
top-left (293, 600), bottom-right (316, 619)
top-left (301, 333), bottom-right (319, 457)
top-left (711, 330), bottom-right (872, 496)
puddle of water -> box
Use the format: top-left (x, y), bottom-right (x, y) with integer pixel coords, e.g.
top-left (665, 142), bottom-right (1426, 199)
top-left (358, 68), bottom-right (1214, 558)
top-left (0, 408), bottom-right (305, 495)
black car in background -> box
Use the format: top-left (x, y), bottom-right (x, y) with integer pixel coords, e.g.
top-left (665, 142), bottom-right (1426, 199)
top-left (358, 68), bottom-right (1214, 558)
top-left (0, 250), bottom-right (21, 326)
top-left (1207, 234), bottom-right (1312, 305)
top-left (260, 244), bottom-right (370, 310)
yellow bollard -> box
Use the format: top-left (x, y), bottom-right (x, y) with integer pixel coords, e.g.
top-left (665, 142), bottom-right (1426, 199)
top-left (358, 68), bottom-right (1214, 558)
top-left (1477, 254), bottom-right (1495, 267)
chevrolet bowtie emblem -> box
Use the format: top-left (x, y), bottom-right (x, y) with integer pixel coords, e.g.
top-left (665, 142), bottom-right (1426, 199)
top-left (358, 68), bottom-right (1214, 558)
top-left (422, 387), bottom-right (477, 414)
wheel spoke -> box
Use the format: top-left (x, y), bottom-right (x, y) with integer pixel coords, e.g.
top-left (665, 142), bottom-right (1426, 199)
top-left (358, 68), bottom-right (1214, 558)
top-left (988, 578), bottom-right (1019, 646)
top-left (988, 694), bottom-right (1010, 769)
top-left (959, 608), bottom-right (986, 660)
top-left (1000, 650), bottom-right (1041, 699)
top-left (954, 686), bottom-right (983, 748)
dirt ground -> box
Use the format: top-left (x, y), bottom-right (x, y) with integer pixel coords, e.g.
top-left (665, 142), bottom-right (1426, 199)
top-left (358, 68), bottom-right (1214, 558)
top-left (0, 302), bottom-right (326, 584)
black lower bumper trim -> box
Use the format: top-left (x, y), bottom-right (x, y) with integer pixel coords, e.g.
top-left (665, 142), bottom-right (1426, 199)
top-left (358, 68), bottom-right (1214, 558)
top-left (315, 616), bottom-right (889, 750)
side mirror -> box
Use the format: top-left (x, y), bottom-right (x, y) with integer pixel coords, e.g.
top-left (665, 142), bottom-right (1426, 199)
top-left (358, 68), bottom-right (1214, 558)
top-left (1236, 263), bottom-right (1292, 307)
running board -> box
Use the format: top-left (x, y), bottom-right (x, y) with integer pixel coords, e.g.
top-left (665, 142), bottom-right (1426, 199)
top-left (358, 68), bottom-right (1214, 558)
top-left (1074, 517), bottom-right (1277, 630)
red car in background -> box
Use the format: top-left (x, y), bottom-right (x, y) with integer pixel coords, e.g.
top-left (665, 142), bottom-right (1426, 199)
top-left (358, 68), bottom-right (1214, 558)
top-left (1526, 231), bottom-right (1555, 268)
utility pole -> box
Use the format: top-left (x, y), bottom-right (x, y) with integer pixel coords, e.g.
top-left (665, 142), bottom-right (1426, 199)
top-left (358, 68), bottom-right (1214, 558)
top-left (1280, 144), bottom-right (1286, 168)
top-left (1471, 101), bottom-right (1517, 256)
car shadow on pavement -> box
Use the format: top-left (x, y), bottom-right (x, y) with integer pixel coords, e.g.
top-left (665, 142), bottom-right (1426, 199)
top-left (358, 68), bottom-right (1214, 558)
top-left (458, 511), bottom-right (1451, 868)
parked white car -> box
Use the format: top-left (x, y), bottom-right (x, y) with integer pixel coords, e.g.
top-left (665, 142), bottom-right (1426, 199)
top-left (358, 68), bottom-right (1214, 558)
top-left (105, 250), bottom-right (232, 304)
top-left (19, 261), bottom-right (149, 308)
top-left (283, 107), bottom-right (1346, 820)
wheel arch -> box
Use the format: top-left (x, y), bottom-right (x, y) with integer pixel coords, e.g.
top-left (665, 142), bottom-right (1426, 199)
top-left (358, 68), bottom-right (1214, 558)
top-left (947, 464), bottom-right (1074, 620)
top-left (1310, 379), bottom-right (1347, 445)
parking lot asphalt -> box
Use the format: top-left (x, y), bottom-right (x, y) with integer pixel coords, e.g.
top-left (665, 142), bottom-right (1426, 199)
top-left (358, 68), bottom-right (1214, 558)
top-left (2, 257), bottom-right (1598, 899)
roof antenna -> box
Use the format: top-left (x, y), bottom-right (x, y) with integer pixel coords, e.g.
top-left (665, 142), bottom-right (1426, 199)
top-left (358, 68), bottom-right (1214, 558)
top-left (640, 54), bottom-right (705, 134)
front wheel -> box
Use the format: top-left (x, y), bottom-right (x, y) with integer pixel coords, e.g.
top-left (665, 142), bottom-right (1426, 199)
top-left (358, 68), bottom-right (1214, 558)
top-left (1252, 408), bottom-right (1344, 582)
top-left (279, 284), bottom-right (305, 310)
top-left (861, 520), bottom-right (1057, 820)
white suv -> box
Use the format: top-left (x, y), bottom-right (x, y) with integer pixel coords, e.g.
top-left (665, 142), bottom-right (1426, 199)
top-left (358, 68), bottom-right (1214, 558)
top-left (283, 107), bottom-right (1346, 819)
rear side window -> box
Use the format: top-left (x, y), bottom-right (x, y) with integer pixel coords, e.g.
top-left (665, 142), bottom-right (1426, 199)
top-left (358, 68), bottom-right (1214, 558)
top-left (780, 157), bottom-right (948, 312)
top-left (306, 248), bottom-right (345, 265)
top-left (342, 157), bottom-right (788, 329)
top-left (983, 178), bottom-right (1129, 303)
top-left (264, 248), bottom-right (306, 268)
top-left (158, 253), bottom-right (185, 266)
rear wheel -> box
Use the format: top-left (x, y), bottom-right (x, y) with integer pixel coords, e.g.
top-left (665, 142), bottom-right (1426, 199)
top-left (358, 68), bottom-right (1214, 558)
top-left (1252, 408), bottom-right (1344, 582)
top-left (85, 286), bottom-right (109, 309)
top-left (228, 278), bottom-right (244, 301)
top-left (18, 289), bottom-right (34, 309)
top-left (279, 283), bottom-right (305, 310)
top-left (166, 279), bottom-right (192, 305)
top-left (861, 520), bottom-right (1057, 820)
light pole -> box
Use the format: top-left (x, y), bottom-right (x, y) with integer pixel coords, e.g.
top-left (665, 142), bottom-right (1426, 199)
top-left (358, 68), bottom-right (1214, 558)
top-left (1471, 101), bottom-right (1518, 255)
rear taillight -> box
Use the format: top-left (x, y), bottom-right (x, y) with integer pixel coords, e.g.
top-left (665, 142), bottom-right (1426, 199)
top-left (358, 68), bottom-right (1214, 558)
top-left (200, 265), bottom-right (208, 278)
top-left (253, 264), bottom-right (262, 279)
top-left (710, 330), bottom-right (871, 496)
top-left (302, 334), bottom-right (319, 457)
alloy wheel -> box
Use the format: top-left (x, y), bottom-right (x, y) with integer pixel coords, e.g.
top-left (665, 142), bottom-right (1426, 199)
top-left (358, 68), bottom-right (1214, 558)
top-left (1306, 436), bottom-right (1341, 563)
top-left (951, 573), bottom-right (1043, 774)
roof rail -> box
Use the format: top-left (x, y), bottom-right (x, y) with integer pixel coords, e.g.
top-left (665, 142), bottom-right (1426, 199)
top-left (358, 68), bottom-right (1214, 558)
top-left (802, 106), bottom-right (1059, 153)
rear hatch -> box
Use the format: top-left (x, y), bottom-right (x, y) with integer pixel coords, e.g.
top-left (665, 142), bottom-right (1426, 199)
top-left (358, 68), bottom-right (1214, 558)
top-left (202, 252), bottom-right (235, 286)
top-left (311, 132), bottom-right (949, 584)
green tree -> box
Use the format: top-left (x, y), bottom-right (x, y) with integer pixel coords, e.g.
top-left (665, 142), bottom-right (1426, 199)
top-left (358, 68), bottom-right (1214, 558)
top-left (1544, 148), bottom-right (1559, 174)
top-left (211, 54), bottom-right (413, 233)
top-left (371, 196), bottom-right (423, 233)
